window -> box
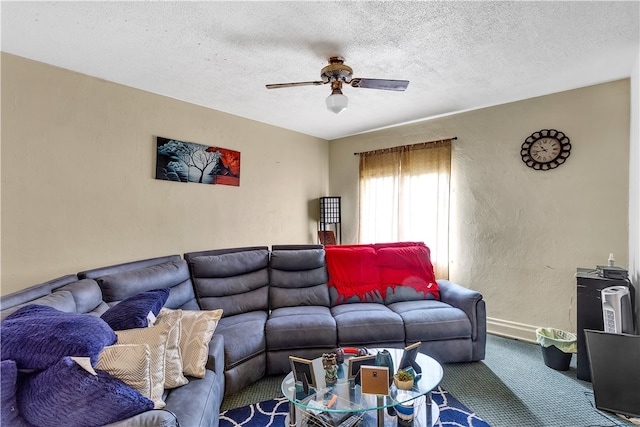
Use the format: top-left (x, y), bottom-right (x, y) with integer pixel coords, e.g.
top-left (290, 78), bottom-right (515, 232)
top-left (358, 140), bottom-right (451, 278)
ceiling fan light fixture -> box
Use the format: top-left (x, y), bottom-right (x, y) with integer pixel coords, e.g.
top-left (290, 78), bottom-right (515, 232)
top-left (265, 56), bottom-right (409, 114)
top-left (326, 87), bottom-right (348, 114)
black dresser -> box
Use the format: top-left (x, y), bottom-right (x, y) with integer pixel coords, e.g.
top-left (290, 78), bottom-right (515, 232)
top-left (576, 268), bottom-right (634, 382)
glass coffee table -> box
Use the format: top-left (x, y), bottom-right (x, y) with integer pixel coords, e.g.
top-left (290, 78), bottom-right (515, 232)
top-left (281, 348), bottom-right (443, 427)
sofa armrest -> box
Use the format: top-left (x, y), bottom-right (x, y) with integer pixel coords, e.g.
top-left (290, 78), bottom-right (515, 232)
top-left (103, 410), bottom-right (178, 427)
top-left (437, 279), bottom-right (484, 341)
top-left (206, 333), bottom-right (224, 374)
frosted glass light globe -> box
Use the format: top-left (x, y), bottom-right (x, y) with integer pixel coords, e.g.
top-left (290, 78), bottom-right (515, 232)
top-left (326, 92), bottom-right (348, 114)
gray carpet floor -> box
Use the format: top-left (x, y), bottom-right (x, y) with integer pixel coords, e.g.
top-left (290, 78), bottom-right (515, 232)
top-left (220, 334), bottom-right (638, 426)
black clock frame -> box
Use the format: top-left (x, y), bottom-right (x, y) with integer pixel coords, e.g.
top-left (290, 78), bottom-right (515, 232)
top-left (520, 129), bottom-right (571, 171)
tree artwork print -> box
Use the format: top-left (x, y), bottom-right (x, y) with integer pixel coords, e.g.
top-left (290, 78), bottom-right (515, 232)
top-left (156, 137), bottom-right (240, 186)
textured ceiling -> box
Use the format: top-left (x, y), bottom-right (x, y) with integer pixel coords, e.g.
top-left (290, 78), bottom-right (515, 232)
top-left (2, 1), bottom-right (639, 140)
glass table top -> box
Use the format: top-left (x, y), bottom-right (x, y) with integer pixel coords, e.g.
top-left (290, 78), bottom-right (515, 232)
top-left (281, 348), bottom-right (443, 413)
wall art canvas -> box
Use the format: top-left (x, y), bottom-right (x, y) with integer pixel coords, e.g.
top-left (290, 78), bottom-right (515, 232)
top-left (156, 137), bottom-right (240, 186)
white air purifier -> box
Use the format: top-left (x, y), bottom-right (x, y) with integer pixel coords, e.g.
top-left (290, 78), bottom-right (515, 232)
top-left (601, 286), bottom-right (634, 334)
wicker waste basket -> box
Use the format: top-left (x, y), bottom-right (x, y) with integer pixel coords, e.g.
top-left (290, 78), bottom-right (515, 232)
top-left (535, 327), bottom-right (577, 371)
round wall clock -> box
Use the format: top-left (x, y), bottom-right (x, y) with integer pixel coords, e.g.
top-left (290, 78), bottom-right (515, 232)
top-left (520, 129), bottom-right (571, 171)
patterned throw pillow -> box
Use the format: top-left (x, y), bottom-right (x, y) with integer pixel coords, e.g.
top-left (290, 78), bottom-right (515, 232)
top-left (115, 322), bottom-right (171, 409)
top-left (0, 305), bottom-right (116, 370)
top-left (18, 356), bottom-right (153, 427)
top-left (153, 309), bottom-right (189, 389)
top-left (97, 344), bottom-right (152, 399)
top-left (158, 308), bottom-right (223, 378)
top-left (101, 288), bottom-right (170, 331)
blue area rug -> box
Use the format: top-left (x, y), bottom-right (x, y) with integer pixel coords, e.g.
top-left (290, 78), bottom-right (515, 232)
top-left (220, 385), bottom-right (490, 426)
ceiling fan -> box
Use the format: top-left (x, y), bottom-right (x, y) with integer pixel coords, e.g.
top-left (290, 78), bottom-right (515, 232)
top-left (265, 56), bottom-right (409, 114)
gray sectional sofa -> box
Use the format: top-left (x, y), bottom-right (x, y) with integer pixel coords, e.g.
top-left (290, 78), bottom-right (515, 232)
top-left (0, 243), bottom-right (486, 427)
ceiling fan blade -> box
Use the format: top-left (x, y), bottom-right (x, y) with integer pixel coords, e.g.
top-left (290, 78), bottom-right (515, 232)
top-left (265, 81), bottom-right (326, 89)
top-left (350, 78), bottom-right (409, 91)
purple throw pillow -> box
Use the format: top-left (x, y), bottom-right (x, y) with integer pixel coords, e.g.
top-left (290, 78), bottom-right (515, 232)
top-left (1, 305), bottom-right (116, 370)
top-left (100, 288), bottom-right (170, 331)
top-left (1, 360), bottom-right (33, 427)
top-left (18, 356), bottom-right (153, 427)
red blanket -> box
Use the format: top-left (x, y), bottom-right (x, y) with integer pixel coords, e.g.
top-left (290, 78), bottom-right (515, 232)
top-left (324, 246), bottom-right (380, 303)
top-left (324, 242), bottom-right (439, 303)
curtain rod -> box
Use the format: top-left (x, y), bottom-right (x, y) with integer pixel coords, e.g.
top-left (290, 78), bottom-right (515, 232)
top-left (353, 137), bottom-right (457, 156)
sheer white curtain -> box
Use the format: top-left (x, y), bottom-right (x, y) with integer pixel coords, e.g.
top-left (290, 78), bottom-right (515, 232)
top-left (358, 140), bottom-right (451, 279)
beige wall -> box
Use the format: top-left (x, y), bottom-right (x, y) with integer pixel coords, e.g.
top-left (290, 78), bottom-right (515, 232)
top-left (329, 80), bottom-right (631, 340)
top-left (1, 53), bottom-right (329, 294)
top-left (2, 52), bottom-right (635, 338)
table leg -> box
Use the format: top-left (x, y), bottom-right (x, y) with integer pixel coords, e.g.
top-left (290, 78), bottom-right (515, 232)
top-left (288, 401), bottom-right (296, 427)
top-left (376, 395), bottom-right (384, 427)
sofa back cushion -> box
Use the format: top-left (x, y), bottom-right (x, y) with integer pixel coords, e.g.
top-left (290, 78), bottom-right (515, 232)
top-left (269, 245), bottom-right (330, 309)
top-left (1, 279), bottom-right (114, 321)
top-left (0, 289), bottom-right (77, 321)
top-left (185, 247), bottom-right (270, 317)
top-left (56, 279), bottom-right (111, 315)
top-left (79, 256), bottom-right (197, 310)
top-left (0, 275), bottom-right (80, 320)
top-left (78, 255), bottom-right (182, 279)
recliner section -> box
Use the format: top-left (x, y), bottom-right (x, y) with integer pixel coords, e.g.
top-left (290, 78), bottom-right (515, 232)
top-left (184, 246), bottom-right (270, 396)
top-left (266, 245), bottom-right (337, 374)
top-left (184, 244), bottom-right (487, 388)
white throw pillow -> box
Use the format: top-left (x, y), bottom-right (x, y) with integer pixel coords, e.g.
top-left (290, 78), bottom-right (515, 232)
top-left (159, 307), bottom-right (222, 378)
top-left (154, 309), bottom-right (189, 389)
top-left (97, 344), bottom-right (152, 399)
top-left (115, 322), bottom-right (171, 409)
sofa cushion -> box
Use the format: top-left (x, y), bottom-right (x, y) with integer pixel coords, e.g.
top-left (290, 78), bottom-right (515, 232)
top-left (115, 322), bottom-right (172, 409)
top-left (0, 305), bottom-right (116, 370)
top-left (330, 303), bottom-right (405, 346)
top-left (387, 300), bottom-right (472, 342)
top-left (324, 246), bottom-right (383, 305)
top-left (101, 288), bottom-right (170, 331)
top-left (223, 354), bottom-right (266, 397)
top-left (97, 344), bottom-right (153, 400)
top-left (0, 289), bottom-right (76, 321)
top-left (18, 356), bottom-right (153, 427)
top-left (379, 244), bottom-right (439, 302)
top-left (1, 360), bottom-right (31, 427)
top-left (216, 311), bottom-right (267, 370)
top-left (95, 260), bottom-right (191, 304)
top-left (0, 274), bottom-right (78, 316)
top-left (266, 306), bottom-right (336, 350)
top-left (159, 308), bottom-right (223, 378)
top-left (187, 248), bottom-right (270, 316)
top-left (271, 281), bottom-right (330, 308)
top-left (269, 247), bottom-right (330, 309)
top-left (55, 279), bottom-right (110, 315)
top-left (163, 369), bottom-right (222, 427)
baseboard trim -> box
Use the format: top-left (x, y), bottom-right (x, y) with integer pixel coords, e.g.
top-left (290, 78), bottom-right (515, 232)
top-left (487, 317), bottom-right (539, 344)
